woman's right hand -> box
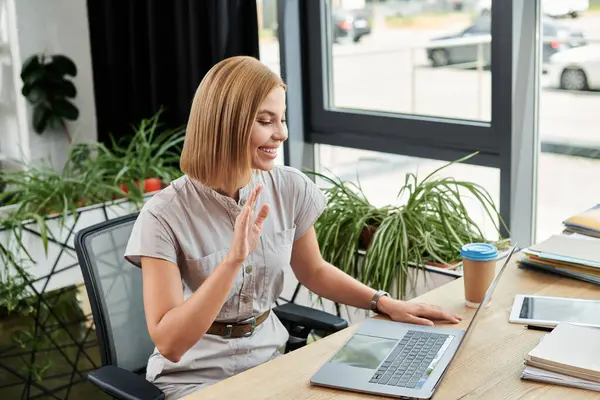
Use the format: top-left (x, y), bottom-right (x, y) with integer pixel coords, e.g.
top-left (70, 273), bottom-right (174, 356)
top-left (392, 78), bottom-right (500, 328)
top-left (226, 184), bottom-right (270, 265)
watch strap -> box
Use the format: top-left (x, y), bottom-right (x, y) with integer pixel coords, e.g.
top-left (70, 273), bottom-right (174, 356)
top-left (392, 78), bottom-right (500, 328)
top-left (370, 290), bottom-right (390, 314)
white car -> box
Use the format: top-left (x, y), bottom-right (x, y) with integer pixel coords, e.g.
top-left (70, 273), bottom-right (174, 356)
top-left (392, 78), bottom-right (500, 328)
top-left (544, 0), bottom-right (589, 18)
top-left (546, 44), bottom-right (600, 90)
top-left (476, 0), bottom-right (589, 18)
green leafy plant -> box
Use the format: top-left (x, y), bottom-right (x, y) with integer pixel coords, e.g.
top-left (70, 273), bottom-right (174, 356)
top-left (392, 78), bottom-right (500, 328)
top-left (307, 152), bottom-right (509, 299)
top-left (0, 151), bottom-right (121, 216)
top-left (0, 241), bottom-right (36, 317)
top-left (0, 110), bottom-right (184, 213)
top-left (92, 110), bottom-right (185, 202)
top-left (20, 54), bottom-right (78, 143)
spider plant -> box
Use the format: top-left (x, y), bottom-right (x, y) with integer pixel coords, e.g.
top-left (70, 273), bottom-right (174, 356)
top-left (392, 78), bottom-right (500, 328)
top-left (0, 110), bottom-right (184, 214)
top-left (307, 152), bottom-right (508, 299)
top-left (92, 110), bottom-right (185, 203)
top-left (0, 151), bottom-right (121, 216)
top-left (308, 171), bottom-right (391, 280)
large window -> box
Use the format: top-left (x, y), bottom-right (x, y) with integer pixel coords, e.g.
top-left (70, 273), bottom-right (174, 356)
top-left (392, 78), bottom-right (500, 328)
top-left (327, 1), bottom-right (492, 121)
top-left (536, 2), bottom-right (600, 241)
top-left (289, 0), bottom-right (517, 239)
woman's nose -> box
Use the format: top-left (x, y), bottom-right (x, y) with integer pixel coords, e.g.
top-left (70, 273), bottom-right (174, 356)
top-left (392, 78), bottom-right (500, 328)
top-left (273, 125), bottom-right (288, 141)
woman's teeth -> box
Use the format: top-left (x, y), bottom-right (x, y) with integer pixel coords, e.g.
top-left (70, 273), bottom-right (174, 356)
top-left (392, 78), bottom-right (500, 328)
top-left (260, 147), bottom-right (277, 154)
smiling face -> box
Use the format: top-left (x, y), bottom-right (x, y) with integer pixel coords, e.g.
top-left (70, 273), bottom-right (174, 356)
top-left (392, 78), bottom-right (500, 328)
top-left (249, 86), bottom-right (288, 171)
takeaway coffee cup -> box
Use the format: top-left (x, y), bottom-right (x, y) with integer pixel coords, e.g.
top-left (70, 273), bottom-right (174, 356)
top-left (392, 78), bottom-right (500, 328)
top-left (461, 243), bottom-right (498, 308)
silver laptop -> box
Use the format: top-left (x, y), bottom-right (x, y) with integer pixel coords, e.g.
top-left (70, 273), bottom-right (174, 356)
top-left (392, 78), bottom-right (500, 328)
top-left (311, 244), bottom-right (517, 399)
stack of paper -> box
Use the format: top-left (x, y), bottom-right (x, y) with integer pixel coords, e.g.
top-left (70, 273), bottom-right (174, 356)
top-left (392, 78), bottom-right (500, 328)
top-left (519, 235), bottom-right (600, 286)
top-left (563, 205), bottom-right (600, 238)
top-left (521, 323), bottom-right (600, 392)
top-left (522, 367), bottom-right (600, 392)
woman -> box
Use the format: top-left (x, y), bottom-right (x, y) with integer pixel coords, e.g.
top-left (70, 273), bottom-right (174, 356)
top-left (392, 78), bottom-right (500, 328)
top-left (125, 56), bottom-right (462, 399)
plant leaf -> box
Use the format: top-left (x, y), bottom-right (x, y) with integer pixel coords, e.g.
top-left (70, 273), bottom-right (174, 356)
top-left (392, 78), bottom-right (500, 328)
top-left (22, 67), bottom-right (47, 86)
top-left (50, 55), bottom-right (77, 76)
top-left (53, 80), bottom-right (77, 98)
top-left (20, 54), bottom-right (42, 80)
top-left (33, 105), bottom-right (51, 133)
top-left (52, 99), bottom-right (79, 120)
top-left (24, 84), bottom-right (46, 103)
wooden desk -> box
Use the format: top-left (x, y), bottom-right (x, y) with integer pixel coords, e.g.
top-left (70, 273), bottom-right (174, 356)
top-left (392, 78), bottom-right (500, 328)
top-left (187, 254), bottom-right (600, 399)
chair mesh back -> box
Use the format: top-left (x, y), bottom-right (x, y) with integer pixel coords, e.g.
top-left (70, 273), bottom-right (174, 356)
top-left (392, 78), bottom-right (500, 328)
top-left (81, 218), bottom-right (154, 372)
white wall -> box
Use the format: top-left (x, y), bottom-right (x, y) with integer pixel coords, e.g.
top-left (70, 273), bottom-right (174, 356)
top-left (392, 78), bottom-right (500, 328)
top-left (0, 0), bottom-right (22, 168)
top-left (2, 0), bottom-right (97, 169)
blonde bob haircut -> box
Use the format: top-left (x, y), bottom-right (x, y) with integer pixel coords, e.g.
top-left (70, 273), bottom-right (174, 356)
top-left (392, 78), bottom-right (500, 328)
top-left (180, 56), bottom-right (286, 190)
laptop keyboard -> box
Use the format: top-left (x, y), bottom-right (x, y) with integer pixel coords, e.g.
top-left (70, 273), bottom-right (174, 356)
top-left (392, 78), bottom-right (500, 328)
top-left (369, 330), bottom-right (451, 389)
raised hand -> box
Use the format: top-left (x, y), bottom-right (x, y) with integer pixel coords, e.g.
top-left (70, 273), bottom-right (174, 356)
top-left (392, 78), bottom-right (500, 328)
top-left (225, 184), bottom-right (270, 264)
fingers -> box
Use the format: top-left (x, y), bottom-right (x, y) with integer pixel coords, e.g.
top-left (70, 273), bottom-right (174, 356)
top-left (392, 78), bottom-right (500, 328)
top-left (404, 314), bottom-right (435, 327)
top-left (238, 202), bottom-right (251, 230)
top-left (246, 184), bottom-right (263, 211)
top-left (254, 204), bottom-right (270, 228)
top-left (413, 304), bottom-right (462, 324)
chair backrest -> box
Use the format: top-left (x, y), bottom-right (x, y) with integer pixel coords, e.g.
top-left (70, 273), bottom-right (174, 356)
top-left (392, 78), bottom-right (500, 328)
top-left (75, 212), bottom-right (154, 373)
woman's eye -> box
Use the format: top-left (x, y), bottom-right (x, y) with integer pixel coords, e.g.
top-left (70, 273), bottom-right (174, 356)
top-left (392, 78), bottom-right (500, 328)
top-left (258, 119), bottom-right (286, 125)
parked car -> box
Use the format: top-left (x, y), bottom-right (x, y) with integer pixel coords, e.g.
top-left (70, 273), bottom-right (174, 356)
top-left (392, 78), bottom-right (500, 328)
top-left (425, 15), bottom-right (586, 67)
top-left (476, 0), bottom-right (589, 18)
top-left (332, 10), bottom-right (371, 43)
top-left (543, 0), bottom-right (590, 18)
top-left (546, 44), bottom-right (600, 90)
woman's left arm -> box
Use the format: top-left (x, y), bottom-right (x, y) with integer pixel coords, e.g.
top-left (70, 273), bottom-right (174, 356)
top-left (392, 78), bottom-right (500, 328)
top-left (290, 227), bottom-right (463, 326)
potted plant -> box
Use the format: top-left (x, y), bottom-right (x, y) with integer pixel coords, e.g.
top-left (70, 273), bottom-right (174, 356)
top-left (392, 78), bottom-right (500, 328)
top-left (91, 110), bottom-right (185, 202)
top-left (307, 152), bottom-right (509, 299)
top-left (20, 54), bottom-right (79, 144)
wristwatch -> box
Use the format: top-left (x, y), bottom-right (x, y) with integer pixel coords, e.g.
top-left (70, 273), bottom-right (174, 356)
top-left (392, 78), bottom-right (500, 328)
top-left (370, 290), bottom-right (390, 314)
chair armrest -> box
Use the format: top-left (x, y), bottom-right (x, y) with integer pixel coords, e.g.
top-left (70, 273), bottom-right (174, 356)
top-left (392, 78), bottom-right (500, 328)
top-left (273, 302), bottom-right (348, 334)
top-left (88, 365), bottom-right (164, 400)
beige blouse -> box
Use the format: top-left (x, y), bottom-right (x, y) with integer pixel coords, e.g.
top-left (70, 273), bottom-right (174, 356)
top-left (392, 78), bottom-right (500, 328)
top-left (124, 165), bottom-right (326, 387)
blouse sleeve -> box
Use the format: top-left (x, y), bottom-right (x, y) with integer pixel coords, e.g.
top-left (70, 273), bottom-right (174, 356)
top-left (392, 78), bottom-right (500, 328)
top-left (289, 169), bottom-right (327, 241)
top-left (124, 210), bottom-right (178, 267)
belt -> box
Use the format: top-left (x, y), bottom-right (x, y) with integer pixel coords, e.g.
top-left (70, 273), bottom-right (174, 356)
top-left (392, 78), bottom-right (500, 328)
top-left (206, 310), bottom-right (270, 338)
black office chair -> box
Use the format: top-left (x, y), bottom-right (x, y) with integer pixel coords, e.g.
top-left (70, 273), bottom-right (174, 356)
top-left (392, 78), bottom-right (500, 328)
top-left (74, 212), bottom-right (348, 400)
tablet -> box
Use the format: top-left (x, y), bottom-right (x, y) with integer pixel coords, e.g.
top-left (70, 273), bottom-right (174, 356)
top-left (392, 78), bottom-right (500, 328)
top-left (509, 295), bottom-right (600, 328)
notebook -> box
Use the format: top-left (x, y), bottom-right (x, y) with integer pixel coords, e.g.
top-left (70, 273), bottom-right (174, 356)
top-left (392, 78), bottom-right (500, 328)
top-left (564, 204), bottom-right (600, 238)
top-left (522, 366), bottom-right (600, 392)
top-left (527, 235), bottom-right (600, 268)
top-left (524, 323), bottom-right (600, 383)
top-left (519, 235), bottom-right (600, 286)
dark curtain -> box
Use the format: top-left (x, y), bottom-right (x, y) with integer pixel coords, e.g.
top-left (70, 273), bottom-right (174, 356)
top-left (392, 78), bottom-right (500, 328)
top-left (86, 0), bottom-right (260, 144)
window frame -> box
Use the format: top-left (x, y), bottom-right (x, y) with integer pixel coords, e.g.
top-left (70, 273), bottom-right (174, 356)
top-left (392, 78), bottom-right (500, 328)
top-left (304, 1), bottom-right (513, 160)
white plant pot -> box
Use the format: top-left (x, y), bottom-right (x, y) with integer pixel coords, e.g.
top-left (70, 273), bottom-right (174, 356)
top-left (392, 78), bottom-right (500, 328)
top-left (0, 193), bottom-right (155, 295)
top-left (0, 203), bottom-right (20, 219)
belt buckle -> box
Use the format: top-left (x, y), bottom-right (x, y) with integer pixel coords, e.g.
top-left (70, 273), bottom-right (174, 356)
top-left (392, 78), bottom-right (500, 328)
top-left (224, 324), bottom-right (233, 338)
top-left (238, 315), bottom-right (257, 338)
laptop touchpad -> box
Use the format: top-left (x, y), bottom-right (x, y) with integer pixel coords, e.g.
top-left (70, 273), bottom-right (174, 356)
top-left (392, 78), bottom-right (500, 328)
top-left (329, 334), bottom-right (397, 370)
